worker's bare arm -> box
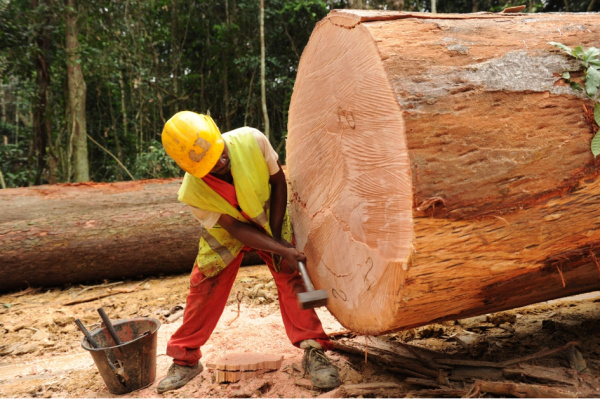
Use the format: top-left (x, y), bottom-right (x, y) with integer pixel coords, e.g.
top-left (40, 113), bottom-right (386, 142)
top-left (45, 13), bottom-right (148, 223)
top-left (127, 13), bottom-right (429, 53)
top-left (269, 161), bottom-right (287, 242)
top-left (217, 213), bottom-right (306, 270)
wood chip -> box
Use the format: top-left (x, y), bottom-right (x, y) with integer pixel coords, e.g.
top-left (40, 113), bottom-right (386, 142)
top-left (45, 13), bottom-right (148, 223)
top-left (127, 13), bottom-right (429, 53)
top-left (207, 353), bottom-right (283, 383)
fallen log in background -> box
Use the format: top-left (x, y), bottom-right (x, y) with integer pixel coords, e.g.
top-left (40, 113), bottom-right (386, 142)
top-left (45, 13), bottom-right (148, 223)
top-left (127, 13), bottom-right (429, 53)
top-left (0, 179), bottom-right (196, 292)
top-left (286, 10), bottom-right (600, 335)
top-left (0, 179), bottom-right (261, 293)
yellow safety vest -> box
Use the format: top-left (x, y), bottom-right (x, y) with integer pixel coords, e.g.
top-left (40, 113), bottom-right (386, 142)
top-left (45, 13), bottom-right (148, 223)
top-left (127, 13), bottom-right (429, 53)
top-left (178, 127), bottom-right (292, 277)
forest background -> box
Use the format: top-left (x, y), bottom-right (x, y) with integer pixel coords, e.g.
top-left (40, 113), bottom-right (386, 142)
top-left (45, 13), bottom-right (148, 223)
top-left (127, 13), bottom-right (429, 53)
top-left (0, 0), bottom-right (598, 188)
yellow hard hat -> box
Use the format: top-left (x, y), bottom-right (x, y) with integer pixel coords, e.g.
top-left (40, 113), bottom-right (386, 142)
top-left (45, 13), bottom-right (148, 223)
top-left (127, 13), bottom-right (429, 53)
top-left (161, 111), bottom-right (224, 178)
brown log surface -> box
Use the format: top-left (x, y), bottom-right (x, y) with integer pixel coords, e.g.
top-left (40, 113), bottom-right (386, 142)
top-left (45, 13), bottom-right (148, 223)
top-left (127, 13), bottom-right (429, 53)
top-left (287, 10), bottom-right (600, 334)
top-left (0, 179), bottom-right (199, 292)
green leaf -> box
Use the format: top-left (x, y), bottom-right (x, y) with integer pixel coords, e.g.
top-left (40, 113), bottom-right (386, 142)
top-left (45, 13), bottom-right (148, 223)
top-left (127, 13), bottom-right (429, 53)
top-left (594, 102), bottom-right (600, 126)
top-left (591, 131), bottom-right (600, 158)
top-left (585, 66), bottom-right (600, 97)
top-left (562, 71), bottom-right (571, 80)
top-left (2, 303), bottom-right (11, 308)
top-left (573, 46), bottom-right (585, 59)
top-left (570, 82), bottom-right (583, 92)
top-left (549, 41), bottom-right (573, 54)
top-left (583, 47), bottom-right (600, 61)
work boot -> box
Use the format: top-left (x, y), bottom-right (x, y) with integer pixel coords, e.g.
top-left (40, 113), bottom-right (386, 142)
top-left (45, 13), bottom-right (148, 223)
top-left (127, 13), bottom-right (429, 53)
top-left (156, 362), bottom-right (203, 394)
top-left (302, 346), bottom-right (341, 389)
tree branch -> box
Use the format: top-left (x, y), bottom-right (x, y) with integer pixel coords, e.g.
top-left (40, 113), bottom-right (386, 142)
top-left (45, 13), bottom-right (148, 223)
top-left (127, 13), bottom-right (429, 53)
top-left (86, 133), bottom-right (135, 180)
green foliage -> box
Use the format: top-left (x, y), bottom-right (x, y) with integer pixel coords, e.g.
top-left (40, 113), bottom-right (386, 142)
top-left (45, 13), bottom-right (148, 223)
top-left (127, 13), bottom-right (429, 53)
top-left (542, 0), bottom-right (599, 12)
top-left (131, 141), bottom-right (183, 180)
top-left (550, 42), bottom-right (600, 157)
top-left (0, 134), bottom-right (36, 188)
top-left (12, 0), bottom-right (598, 187)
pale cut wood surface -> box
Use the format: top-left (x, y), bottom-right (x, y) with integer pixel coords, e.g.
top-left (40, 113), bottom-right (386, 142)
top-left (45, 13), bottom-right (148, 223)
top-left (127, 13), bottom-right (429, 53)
top-left (206, 353), bottom-right (283, 383)
top-left (287, 10), bottom-right (600, 335)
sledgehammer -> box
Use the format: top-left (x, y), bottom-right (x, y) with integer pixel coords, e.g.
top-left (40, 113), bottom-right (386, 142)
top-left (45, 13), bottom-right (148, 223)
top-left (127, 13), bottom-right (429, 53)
top-left (297, 261), bottom-right (328, 309)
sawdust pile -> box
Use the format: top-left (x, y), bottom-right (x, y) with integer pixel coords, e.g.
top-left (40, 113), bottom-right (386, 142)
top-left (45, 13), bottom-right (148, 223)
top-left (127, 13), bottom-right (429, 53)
top-left (0, 265), bottom-right (599, 398)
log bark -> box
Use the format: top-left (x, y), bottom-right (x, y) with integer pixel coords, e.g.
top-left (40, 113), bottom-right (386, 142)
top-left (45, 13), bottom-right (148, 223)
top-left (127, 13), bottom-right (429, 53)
top-left (0, 179), bottom-right (281, 293)
top-left (0, 179), bottom-right (198, 292)
top-left (286, 10), bottom-right (600, 335)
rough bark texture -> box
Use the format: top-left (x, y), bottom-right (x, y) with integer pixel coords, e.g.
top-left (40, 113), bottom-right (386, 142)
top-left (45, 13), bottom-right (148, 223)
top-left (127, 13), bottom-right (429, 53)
top-left (66, 0), bottom-right (89, 182)
top-left (287, 10), bottom-right (600, 335)
top-left (0, 179), bottom-right (198, 292)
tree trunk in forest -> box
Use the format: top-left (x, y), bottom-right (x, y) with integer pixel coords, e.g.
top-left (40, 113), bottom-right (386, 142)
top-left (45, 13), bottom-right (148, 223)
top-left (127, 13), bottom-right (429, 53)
top-left (260, 0), bottom-right (270, 141)
top-left (1, 82), bottom-right (6, 125)
top-left (115, 67), bottom-right (126, 180)
top-left (0, 179), bottom-right (262, 293)
top-left (15, 83), bottom-right (19, 144)
top-left (287, 10), bottom-right (600, 335)
top-left (31, 0), bottom-right (52, 185)
top-left (66, 0), bottom-right (89, 182)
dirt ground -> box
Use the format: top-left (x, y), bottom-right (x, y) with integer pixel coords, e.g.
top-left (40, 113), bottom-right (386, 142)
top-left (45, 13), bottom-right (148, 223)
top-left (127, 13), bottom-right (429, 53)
top-left (1, 265), bottom-right (599, 398)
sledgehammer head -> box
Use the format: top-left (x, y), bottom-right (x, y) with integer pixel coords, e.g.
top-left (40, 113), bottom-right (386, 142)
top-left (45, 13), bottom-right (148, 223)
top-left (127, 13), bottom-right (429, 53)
top-left (298, 289), bottom-right (329, 310)
top-left (297, 261), bottom-right (329, 309)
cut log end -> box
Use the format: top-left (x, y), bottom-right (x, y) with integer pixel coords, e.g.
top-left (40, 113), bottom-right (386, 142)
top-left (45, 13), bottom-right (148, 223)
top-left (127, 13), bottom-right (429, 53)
top-left (287, 15), bottom-right (414, 333)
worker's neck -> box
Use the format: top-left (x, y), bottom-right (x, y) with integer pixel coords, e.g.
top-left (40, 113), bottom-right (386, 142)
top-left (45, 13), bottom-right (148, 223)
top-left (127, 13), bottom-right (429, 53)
top-left (211, 171), bottom-right (233, 184)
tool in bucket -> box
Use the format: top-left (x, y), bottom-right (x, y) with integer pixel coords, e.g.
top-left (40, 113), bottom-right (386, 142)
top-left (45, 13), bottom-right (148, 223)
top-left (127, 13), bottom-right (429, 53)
top-left (97, 307), bottom-right (130, 384)
top-left (75, 317), bottom-right (128, 385)
top-left (297, 261), bottom-right (328, 309)
top-left (75, 308), bottom-right (161, 394)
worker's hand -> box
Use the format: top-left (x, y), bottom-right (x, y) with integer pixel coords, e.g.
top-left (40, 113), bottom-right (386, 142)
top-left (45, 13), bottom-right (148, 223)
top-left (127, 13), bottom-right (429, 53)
top-left (281, 246), bottom-right (306, 272)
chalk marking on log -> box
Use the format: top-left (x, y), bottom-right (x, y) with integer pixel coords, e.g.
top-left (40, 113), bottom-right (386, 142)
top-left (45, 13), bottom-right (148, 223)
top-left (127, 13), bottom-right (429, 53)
top-left (332, 288), bottom-right (348, 302)
top-left (363, 258), bottom-right (374, 291)
top-left (556, 265), bottom-right (566, 288)
top-left (492, 215), bottom-right (510, 226)
top-left (590, 250), bottom-right (600, 277)
top-left (337, 107), bottom-right (356, 129)
top-left (322, 258), bottom-right (352, 278)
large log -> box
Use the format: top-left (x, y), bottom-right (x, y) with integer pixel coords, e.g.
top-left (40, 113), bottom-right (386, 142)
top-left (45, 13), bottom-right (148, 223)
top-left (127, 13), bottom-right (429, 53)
top-left (287, 10), bottom-right (600, 335)
top-left (0, 179), bottom-right (199, 292)
top-left (0, 178), bottom-right (277, 293)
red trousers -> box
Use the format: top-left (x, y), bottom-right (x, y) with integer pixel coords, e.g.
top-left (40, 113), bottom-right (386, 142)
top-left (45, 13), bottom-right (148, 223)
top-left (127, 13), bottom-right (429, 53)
top-left (166, 248), bottom-right (333, 366)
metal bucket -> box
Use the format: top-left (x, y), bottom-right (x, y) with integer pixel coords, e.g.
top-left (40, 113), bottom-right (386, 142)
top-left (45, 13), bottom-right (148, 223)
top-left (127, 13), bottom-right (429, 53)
top-left (81, 317), bottom-right (161, 394)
